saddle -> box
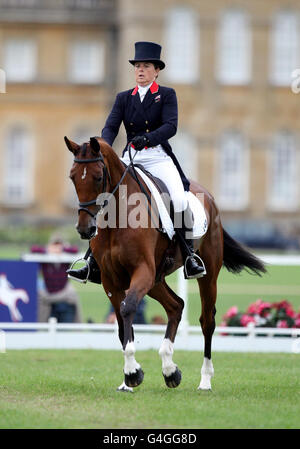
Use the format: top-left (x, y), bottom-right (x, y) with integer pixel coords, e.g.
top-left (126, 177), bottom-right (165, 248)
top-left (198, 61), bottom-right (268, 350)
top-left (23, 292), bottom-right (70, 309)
top-left (122, 161), bottom-right (174, 232)
top-left (122, 161), bottom-right (177, 282)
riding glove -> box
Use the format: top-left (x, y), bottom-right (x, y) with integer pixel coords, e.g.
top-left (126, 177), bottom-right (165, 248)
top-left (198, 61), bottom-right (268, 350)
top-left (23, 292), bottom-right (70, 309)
top-left (131, 135), bottom-right (150, 151)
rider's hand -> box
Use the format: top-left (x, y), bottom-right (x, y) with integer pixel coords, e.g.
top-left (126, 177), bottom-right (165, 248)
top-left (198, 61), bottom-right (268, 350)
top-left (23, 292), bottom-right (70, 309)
top-left (131, 135), bottom-right (150, 151)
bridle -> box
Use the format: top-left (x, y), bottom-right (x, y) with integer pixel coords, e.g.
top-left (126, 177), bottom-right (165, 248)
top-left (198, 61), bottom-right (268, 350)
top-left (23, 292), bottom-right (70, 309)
top-left (73, 143), bottom-right (137, 219)
top-left (74, 155), bottom-right (107, 219)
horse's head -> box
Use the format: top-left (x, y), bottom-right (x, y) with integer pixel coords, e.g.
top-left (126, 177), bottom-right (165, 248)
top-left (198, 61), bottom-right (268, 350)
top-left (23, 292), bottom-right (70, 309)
top-left (64, 136), bottom-right (106, 240)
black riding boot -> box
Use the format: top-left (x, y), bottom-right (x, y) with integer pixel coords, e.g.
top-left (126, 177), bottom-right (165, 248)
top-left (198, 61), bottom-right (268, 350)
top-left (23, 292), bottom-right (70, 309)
top-left (174, 207), bottom-right (206, 279)
top-left (67, 254), bottom-right (101, 284)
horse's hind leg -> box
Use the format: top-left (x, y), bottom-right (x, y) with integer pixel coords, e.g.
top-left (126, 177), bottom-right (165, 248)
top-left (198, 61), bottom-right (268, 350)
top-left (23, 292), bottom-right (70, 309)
top-left (148, 280), bottom-right (184, 388)
top-left (197, 275), bottom-right (217, 390)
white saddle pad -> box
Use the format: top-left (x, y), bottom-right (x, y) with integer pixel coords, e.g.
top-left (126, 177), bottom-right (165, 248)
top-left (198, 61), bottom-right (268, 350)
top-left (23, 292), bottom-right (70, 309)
top-left (134, 167), bottom-right (208, 240)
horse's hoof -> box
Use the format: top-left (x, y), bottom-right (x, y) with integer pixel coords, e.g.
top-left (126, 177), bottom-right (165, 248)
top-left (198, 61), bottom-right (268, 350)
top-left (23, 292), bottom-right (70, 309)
top-left (117, 381), bottom-right (133, 393)
top-left (163, 367), bottom-right (182, 388)
top-left (124, 368), bottom-right (144, 388)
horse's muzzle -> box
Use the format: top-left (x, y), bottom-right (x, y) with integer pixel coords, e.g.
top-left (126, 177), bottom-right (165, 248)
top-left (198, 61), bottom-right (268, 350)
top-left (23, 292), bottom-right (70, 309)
top-left (76, 224), bottom-right (96, 240)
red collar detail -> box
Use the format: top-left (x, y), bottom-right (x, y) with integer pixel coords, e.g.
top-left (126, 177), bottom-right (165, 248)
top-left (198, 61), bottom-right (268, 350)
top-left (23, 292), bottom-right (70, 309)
top-left (131, 82), bottom-right (159, 96)
top-left (150, 81), bottom-right (159, 94)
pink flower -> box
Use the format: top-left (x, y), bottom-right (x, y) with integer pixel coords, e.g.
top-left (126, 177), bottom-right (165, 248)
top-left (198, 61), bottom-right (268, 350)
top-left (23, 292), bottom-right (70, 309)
top-left (247, 299), bottom-right (272, 317)
top-left (285, 307), bottom-right (296, 318)
top-left (247, 299), bottom-right (262, 314)
top-left (277, 320), bottom-right (288, 328)
top-left (240, 314), bottom-right (256, 327)
top-left (294, 318), bottom-right (300, 328)
top-left (224, 306), bottom-right (238, 319)
top-left (257, 302), bottom-right (272, 317)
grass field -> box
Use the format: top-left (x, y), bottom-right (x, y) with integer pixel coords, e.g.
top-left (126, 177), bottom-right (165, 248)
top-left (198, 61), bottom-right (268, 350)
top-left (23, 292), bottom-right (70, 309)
top-left (0, 244), bottom-right (300, 325)
top-left (1, 246), bottom-right (300, 429)
top-left (0, 350), bottom-right (299, 429)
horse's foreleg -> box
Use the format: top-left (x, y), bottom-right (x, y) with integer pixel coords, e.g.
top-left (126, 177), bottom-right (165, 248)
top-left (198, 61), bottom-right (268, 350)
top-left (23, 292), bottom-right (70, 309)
top-left (119, 263), bottom-right (155, 388)
top-left (148, 281), bottom-right (184, 388)
top-left (101, 277), bottom-right (134, 391)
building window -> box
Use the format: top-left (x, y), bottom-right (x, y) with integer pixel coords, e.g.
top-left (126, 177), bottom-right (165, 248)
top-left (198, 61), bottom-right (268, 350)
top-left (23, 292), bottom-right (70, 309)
top-left (268, 132), bottom-right (298, 210)
top-left (69, 41), bottom-right (105, 83)
top-left (217, 9), bottom-right (251, 85)
top-left (216, 130), bottom-right (249, 210)
top-left (270, 11), bottom-right (300, 86)
top-left (3, 39), bottom-right (37, 82)
top-left (3, 127), bottom-right (34, 206)
top-left (165, 7), bottom-right (199, 83)
top-left (172, 131), bottom-right (198, 180)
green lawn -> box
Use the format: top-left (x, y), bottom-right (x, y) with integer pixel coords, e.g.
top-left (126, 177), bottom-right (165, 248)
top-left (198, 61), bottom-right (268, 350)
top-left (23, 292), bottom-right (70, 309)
top-left (0, 350), bottom-right (299, 429)
top-left (0, 244), bottom-right (299, 326)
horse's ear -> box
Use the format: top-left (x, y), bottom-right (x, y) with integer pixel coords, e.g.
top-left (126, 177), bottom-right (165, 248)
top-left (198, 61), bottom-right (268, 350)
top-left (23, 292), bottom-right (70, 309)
top-left (90, 136), bottom-right (101, 154)
top-left (64, 136), bottom-right (80, 155)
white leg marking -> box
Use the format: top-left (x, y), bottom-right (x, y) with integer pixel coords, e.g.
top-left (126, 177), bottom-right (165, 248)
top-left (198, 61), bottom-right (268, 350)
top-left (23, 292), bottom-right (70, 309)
top-left (198, 357), bottom-right (214, 390)
top-left (123, 341), bottom-right (141, 375)
top-left (158, 338), bottom-right (177, 377)
top-left (117, 381), bottom-right (133, 393)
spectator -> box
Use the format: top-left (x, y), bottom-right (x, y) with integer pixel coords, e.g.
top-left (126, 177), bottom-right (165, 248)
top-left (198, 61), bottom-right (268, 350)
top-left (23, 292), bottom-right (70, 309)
top-left (31, 234), bottom-right (83, 323)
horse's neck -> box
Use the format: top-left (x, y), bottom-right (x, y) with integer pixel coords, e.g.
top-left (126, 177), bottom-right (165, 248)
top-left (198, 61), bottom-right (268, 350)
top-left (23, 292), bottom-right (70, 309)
top-left (102, 147), bottom-right (124, 186)
top-left (102, 146), bottom-right (137, 194)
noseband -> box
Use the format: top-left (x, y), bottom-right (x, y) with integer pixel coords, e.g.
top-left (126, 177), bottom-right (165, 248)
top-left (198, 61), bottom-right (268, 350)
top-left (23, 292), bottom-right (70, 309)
top-left (74, 143), bottom-right (138, 220)
top-left (74, 155), bottom-right (108, 218)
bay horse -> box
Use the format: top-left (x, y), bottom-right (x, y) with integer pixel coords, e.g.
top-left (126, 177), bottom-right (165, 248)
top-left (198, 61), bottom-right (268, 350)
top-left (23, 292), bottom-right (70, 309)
top-left (65, 136), bottom-right (266, 391)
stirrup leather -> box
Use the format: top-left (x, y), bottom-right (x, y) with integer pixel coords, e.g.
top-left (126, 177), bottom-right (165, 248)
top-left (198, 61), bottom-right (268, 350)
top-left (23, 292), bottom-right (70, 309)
top-left (184, 253), bottom-right (207, 279)
top-left (67, 257), bottom-right (90, 284)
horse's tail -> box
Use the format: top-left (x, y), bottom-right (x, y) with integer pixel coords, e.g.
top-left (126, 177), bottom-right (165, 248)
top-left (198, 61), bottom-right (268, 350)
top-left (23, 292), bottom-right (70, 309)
top-left (222, 227), bottom-right (266, 276)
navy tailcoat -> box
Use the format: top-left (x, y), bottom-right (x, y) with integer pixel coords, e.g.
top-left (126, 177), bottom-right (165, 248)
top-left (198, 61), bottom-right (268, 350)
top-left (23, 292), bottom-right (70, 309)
top-left (101, 81), bottom-right (190, 191)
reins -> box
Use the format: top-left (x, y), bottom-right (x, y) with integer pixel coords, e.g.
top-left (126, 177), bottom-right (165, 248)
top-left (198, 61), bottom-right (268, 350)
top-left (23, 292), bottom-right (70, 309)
top-left (127, 145), bottom-right (161, 228)
top-left (74, 141), bottom-right (159, 228)
top-left (74, 143), bottom-right (137, 218)
top-left (74, 154), bottom-right (109, 218)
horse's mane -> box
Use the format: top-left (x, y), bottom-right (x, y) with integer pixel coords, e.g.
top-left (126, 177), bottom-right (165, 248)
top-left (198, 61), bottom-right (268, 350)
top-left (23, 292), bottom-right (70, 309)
top-left (94, 137), bottom-right (125, 180)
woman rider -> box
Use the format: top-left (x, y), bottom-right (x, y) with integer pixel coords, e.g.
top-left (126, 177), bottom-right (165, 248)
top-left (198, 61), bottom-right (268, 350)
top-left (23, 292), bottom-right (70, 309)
top-left (68, 41), bottom-right (206, 283)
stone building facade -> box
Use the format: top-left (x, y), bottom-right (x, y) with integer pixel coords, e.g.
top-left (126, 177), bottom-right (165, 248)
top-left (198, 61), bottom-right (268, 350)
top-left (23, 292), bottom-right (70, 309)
top-left (0, 0), bottom-right (300, 239)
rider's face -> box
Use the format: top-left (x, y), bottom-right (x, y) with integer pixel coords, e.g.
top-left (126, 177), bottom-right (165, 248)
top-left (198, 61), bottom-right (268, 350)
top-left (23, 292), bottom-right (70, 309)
top-left (134, 62), bottom-right (160, 86)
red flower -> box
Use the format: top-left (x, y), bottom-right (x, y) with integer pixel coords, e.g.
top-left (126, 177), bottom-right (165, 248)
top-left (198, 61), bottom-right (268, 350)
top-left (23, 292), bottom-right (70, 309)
top-left (272, 300), bottom-right (291, 311)
top-left (286, 307), bottom-right (296, 318)
top-left (240, 314), bottom-right (256, 327)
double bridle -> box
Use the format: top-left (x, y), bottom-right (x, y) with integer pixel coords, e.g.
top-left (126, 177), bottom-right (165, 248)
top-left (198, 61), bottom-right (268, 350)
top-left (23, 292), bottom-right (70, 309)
top-left (74, 155), bottom-right (106, 218)
top-left (74, 143), bottom-right (159, 240)
top-left (74, 143), bottom-right (137, 219)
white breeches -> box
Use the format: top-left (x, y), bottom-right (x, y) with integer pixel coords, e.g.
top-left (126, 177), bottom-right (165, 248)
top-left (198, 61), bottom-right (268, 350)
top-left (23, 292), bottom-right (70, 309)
top-left (121, 146), bottom-right (188, 213)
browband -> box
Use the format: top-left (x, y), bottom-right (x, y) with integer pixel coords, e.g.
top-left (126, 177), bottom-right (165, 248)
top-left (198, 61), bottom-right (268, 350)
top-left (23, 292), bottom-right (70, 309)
top-left (74, 157), bottom-right (103, 163)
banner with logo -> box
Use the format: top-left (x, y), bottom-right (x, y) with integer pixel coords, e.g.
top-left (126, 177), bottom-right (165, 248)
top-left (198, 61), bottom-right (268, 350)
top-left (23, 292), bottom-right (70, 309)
top-left (0, 261), bottom-right (38, 323)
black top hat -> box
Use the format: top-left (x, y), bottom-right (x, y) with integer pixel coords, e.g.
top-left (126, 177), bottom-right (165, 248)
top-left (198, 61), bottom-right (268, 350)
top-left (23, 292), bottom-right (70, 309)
top-left (129, 41), bottom-right (165, 70)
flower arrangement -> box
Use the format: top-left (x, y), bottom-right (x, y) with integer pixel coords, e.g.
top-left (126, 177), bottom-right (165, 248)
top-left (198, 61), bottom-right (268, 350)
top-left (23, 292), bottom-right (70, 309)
top-left (221, 299), bottom-right (300, 329)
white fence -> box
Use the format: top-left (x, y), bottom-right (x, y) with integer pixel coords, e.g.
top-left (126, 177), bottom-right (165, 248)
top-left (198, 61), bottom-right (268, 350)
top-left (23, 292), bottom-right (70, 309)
top-left (1, 318), bottom-right (299, 353)
top-left (0, 253), bottom-right (298, 354)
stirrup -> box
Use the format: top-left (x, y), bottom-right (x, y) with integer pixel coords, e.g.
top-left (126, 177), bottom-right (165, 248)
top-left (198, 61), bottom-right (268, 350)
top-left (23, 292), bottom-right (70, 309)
top-left (184, 254), bottom-right (207, 280)
top-left (67, 257), bottom-right (90, 284)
